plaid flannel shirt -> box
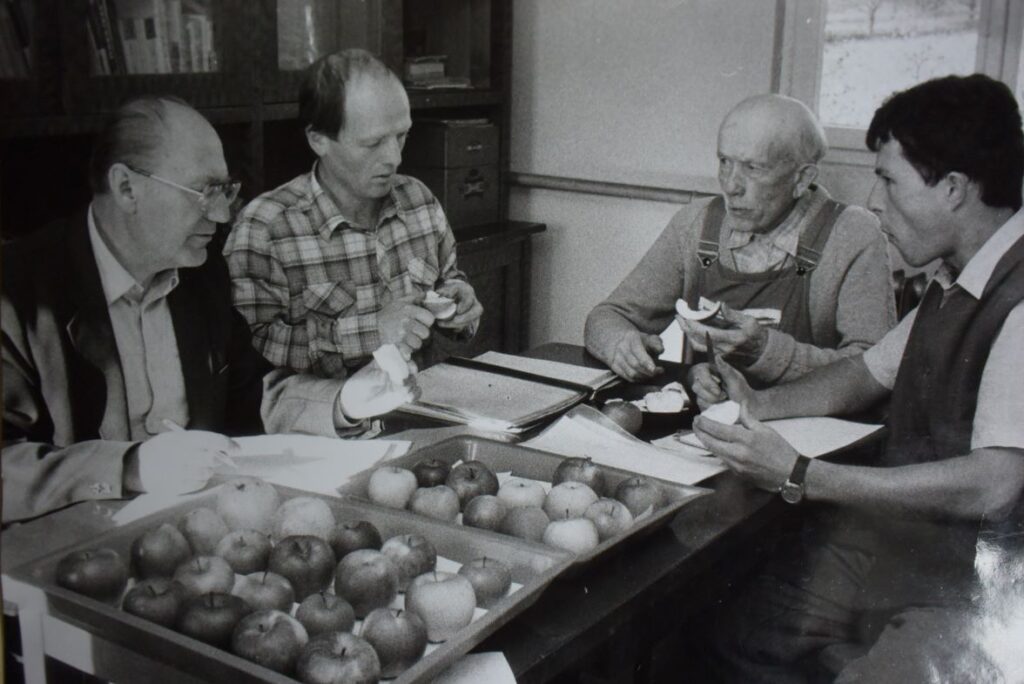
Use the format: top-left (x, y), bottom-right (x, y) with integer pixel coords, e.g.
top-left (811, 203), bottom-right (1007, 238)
top-left (224, 167), bottom-right (467, 378)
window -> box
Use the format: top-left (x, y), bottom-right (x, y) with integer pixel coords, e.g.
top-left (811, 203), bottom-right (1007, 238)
top-left (781, 0), bottom-right (1024, 151)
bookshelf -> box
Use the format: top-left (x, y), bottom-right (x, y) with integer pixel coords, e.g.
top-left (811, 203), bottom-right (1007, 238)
top-left (0, 0), bottom-right (540, 354)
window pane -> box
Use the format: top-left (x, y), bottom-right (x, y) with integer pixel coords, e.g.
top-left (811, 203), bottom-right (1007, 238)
top-left (819, 0), bottom-right (980, 129)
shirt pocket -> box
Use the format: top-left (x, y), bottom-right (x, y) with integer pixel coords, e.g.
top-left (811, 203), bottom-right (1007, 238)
top-left (302, 281), bottom-right (356, 317)
top-left (405, 256), bottom-right (441, 290)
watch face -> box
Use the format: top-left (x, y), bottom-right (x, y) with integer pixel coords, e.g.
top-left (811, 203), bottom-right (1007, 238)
top-left (780, 482), bottom-right (803, 504)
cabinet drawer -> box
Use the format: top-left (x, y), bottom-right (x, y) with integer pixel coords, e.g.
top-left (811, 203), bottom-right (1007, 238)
top-left (406, 165), bottom-right (500, 229)
top-left (403, 122), bottom-right (499, 168)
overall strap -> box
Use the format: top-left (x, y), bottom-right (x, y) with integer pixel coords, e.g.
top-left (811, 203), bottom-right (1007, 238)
top-left (697, 196), bottom-right (727, 268)
top-left (794, 199), bottom-right (845, 276)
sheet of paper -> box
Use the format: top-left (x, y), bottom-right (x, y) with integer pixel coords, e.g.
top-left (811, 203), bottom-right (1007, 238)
top-left (524, 405), bottom-right (726, 485)
top-left (433, 652), bottom-right (516, 684)
top-left (474, 350), bottom-right (618, 390)
top-left (674, 416), bottom-right (883, 458)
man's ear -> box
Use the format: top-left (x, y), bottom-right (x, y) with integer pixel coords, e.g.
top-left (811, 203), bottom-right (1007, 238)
top-left (943, 171), bottom-right (971, 209)
top-left (793, 163), bottom-right (819, 198)
top-left (107, 163), bottom-right (137, 213)
top-left (306, 126), bottom-right (330, 156)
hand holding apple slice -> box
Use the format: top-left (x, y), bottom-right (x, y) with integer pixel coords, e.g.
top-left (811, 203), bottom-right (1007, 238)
top-left (422, 290), bottom-right (457, 321)
top-left (675, 297), bottom-right (722, 321)
top-left (341, 345), bottom-right (419, 420)
top-left (701, 399), bottom-right (741, 425)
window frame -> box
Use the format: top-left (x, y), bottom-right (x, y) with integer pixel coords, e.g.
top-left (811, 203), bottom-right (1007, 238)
top-left (779, 0), bottom-right (1024, 162)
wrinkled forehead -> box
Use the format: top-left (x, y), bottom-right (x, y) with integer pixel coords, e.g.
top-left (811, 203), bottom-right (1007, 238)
top-left (718, 112), bottom-right (795, 164)
top-left (156, 107), bottom-right (228, 182)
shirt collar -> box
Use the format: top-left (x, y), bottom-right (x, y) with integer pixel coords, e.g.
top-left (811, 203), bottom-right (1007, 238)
top-left (307, 161), bottom-right (404, 238)
top-left (88, 204), bottom-right (179, 305)
top-left (724, 186), bottom-right (820, 257)
top-left (937, 209), bottom-right (1024, 298)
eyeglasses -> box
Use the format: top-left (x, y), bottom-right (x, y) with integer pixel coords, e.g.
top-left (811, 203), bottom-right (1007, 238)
top-left (127, 165), bottom-right (241, 218)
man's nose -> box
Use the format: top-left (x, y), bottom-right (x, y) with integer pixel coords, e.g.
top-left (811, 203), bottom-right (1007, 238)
top-left (867, 179), bottom-right (885, 216)
top-left (382, 136), bottom-right (403, 166)
top-left (721, 165), bottom-right (744, 196)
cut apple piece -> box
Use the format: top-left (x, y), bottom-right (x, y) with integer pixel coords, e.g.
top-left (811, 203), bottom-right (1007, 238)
top-left (423, 291), bottom-right (457, 320)
top-left (701, 400), bottom-right (741, 425)
top-left (742, 307), bottom-right (782, 326)
top-left (643, 389), bottom-right (687, 413)
top-left (675, 297), bottom-right (722, 321)
top-left (373, 344), bottom-right (409, 385)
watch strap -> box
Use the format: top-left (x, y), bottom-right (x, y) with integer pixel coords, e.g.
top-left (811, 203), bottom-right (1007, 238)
top-left (788, 454), bottom-right (811, 487)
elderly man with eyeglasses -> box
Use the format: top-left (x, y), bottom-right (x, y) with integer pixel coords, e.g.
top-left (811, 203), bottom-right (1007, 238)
top-left (1, 95), bottom-right (415, 523)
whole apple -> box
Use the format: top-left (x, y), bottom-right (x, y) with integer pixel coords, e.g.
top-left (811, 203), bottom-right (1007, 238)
top-left (176, 592), bottom-right (252, 648)
top-left (614, 476), bottom-right (665, 518)
top-left (411, 458), bottom-right (451, 488)
top-left (600, 401), bottom-right (643, 434)
top-left (121, 577), bottom-right (187, 627)
top-left (231, 609), bottom-right (309, 674)
top-left (380, 534), bottom-right (437, 591)
top-left (177, 507), bottom-right (229, 556)
top-left (329, 520), bottom-right (383, 560)
top-left (130, 522), bottom-right (192, 579)
top-left (172, 555), bottom-right (236, 599)
top-left (446, 462), bottom-right (500, 508)
top-left (366, 466), bottom-right (418, 509)
top-left (360, 607), bottom-right (428, 678)
top-left (542, 481), bottom-right (599, 520)
top-left (217, 476), bottom-right (281, 534)
top-left (408, 485), bottom-right (460, 522)
top-left (233, 571), bottom-right (296, 611)
top-left (496, 478), bottom-right (547, 510)
top-left (334, 549), bottom-right (400, 618)
top-left (56, 548), bottom-right (129, 602)
top-left (215, 529), bottom-right (272, 574)
top-left (296, 591), bottom-right (355, 636)
top-left (462, 495), bottom-right (508, 532)
top-left (458, 557), bottom-right (513, 608)
top-left (271, 496), bottom-right (336, 543)
top-left (297, 631), bottom-right (381, 684)
top-left (268, 535), bottom-right (337, 600)
top-left (584, 498), bottom-right (634, 541)
top-left (543, 516), bottom-right (600, 555)
top-left (552, 457), bottom-right (608, 496)
top-left (405, 571), bottom-right (477, 642)
top-left (499, 506), bottom-right (550, 542)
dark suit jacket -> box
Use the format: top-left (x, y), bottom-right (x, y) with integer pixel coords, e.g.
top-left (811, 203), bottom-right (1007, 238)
top-left (2, 209), bottom-right (273, 522)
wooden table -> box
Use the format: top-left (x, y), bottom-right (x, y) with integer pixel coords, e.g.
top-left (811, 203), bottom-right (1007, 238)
top-left (1, 343), bottom-right (800, 684)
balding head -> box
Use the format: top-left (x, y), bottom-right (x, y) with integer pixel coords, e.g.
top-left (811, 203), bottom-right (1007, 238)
top-left (721, 94), bottom-right (828, 167)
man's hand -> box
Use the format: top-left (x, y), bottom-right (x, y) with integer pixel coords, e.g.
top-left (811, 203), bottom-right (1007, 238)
top-left (128, 431), bottom-right (239, 495)
top-left (377, 293), bottom-right (435, 352)
top-left (687, 362), bottom-right (727, 411)
top-left (608, 330), bottom-right (665, 381)
top-left (339, 355), bottom-right (420, 420)
top-left (678, 304), bottom-right (769, 365)
top-left (435, 279), bottom-right (483, 331)
top-left (692, 406), bottom-right (799, 492)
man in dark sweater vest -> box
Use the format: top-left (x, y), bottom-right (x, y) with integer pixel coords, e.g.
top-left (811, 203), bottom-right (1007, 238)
top-left (692, 74), bottom-right (1024, 681)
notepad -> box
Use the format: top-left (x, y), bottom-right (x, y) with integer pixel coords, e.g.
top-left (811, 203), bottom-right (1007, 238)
top-left (471, 351), bottom-right (620, 391)
top-left (662, 416), bottom-right (883, 458)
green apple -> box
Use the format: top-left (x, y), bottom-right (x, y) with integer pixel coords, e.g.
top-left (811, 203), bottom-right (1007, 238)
top-left (614, 476), bottom-right (665, 518)
top-left (584, 498), bottom-right (634, 540)
top-left (408, 485), bottom-right (460, 522)
top-left (130, 522), bottom-right (192, 579)
top-left (177, 507), bottom-right (229, 556)
top-left (297, 632), bottom-right (381, 684)
top-left (271, 496), bottom-right (336, 543)
top-left (231, 609), bottom-right (309, 674)
top-left (405, 571), bottom-right (477, 642)
top-left (496, 478), bottom-right (546, 509)
top-left (334, 549), bottom-right (400, 618)
top-left (215, 529), bottom-right (272, 574)
top-left (380, 533), bottom-right (437, 591)
top-left (360, 607), bottom-right (428, 678)
top-left (217, 476), bottom-right (281, 534)
top-left (366, 466), bottom-right (418, 509)
top-left (542, 481), bottom-right (599, 520)
top-left (499, 506), bottom-right (550, 542)
top-left (543, 516), bottom-right (600, 554)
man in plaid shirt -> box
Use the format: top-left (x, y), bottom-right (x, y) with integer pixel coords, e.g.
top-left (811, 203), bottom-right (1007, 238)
top-left (225, 49), bottom-right (483, 378)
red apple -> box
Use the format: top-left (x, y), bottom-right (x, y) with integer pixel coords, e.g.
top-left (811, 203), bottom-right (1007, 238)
top-left (271, 496), bottom-right (336, 543)
top-left (233, 571), bottom-right (295, 611)
top-left (380, 534), bottom-right (437, 590)
top-left (408, 485), bottom-right (460, 522)
top-left (600, 401), bottom-right (643, 434)
top-left (552, 457), bottom-right (608, 496)
top-left (405, 571), bottom-right (477, 642)
top-left (543, 516), bottom-right (600, 554)
top-left (499, 506), bottom-right (550, 542)
top-left (360, 607), bottom-right (428, 678)
top-left (268, 535), bottom-right (337, 600)
top-left (55, 548), bottom-right (129, 603)
top-left (411, 458), bottom-right (451, 488)
top-left (614, 476), bottom-right (665, 518)
top-left (458, 557), bottom-right (513, 608)
top-left (130, 523), bottom-right (192, 579)
top-left (584, 498), bottom-right (634, 540)
top-left (366, 466), bottom-right (418, 509)
top-left (329, 520), bottom-right (383, 560)
top-left (297, 631), bottom-right (381, 684)
top-left (177, 507), bottom-right (229, 556)
top-left (462, 495), bottom-right (508, 532)
top-left (176, 592), bottom-right (252, 647)
top-left (215, 529), bottom-right (272, 574)
top-left (217, 476), bottom-right (281, 534)
top-left (334, 549), bottom-right (400, 618)
top-left (231, 609), bottom-right (309, 674)
top-left (446, 462), bottom-right (500, 508)
top-left (543, 481), bottom-right (599, 520)
top-left (172, 555), bottom-right (235, 599)
top-left (296, 591), bottom-right (355, 636)
top-left (496, 478), bottom-right (547, 509)
top-left (121, 577), bottom-right (187, 627)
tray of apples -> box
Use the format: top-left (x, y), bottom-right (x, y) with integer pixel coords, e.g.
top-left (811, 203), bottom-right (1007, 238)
top-left (8, 478), bottom-right (572, 684)
top-left (337, 436), bottom-right (710, 567)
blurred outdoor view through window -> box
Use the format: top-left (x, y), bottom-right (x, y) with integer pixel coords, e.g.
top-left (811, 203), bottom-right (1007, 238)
top-left (820, 0), bottom-right (981, 129)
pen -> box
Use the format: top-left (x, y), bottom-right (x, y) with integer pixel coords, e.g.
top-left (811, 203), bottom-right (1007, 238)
top-left (161, 419), bottom-right (238, 469)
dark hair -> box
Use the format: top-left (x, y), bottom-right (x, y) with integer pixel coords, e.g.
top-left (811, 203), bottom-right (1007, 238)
top-left (299, 48), bottom-right (399, 138)
top-left (89, 94), bottom-right (191, 194)
top-left (866, 74), bottom-right (1024, 211)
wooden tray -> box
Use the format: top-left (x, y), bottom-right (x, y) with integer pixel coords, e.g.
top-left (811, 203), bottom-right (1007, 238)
top-left (337, 436), bottom-right (710, 567)
top-left (7, 486), bottom-right (573, 684)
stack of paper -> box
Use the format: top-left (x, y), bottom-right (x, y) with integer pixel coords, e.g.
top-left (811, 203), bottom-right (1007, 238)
top-left (663, 416), bottom-right (882, 458)
top-left (471, 351), bottom-right (620, 392)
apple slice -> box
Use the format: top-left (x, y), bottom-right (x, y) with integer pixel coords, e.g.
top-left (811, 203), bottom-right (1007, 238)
top-left (423, 291), bottom-right (457, 320)
top-left (373, 344), bottom-right (410, 385)
top-left (675, 297), bottom-right (722, 321)
top-left (701, 399), bottom-right (741, 425)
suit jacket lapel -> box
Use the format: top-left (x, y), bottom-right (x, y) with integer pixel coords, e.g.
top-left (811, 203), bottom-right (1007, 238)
top-left (169, 267), bottom-right (217, 428)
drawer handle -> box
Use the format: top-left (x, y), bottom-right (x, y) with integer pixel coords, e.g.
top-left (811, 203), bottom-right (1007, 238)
top-left (465, 143), bottom-right (484, 153)
top-left (462, 170), bottom-right (488, 198)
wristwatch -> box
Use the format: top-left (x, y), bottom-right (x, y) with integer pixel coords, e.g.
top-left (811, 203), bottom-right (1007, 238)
top-left (779, 455), bottom-right (811, 504)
